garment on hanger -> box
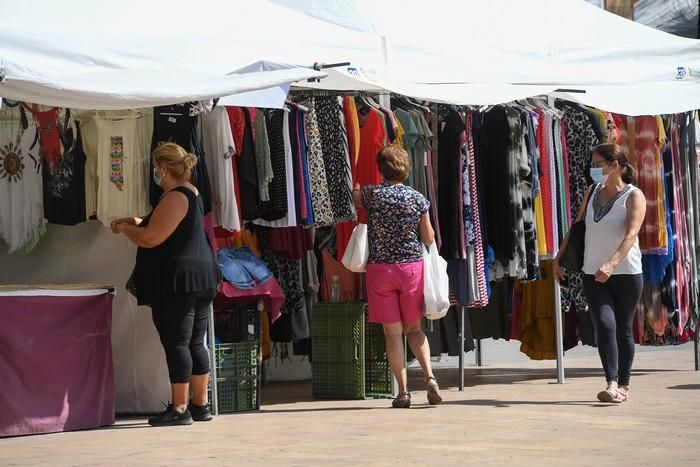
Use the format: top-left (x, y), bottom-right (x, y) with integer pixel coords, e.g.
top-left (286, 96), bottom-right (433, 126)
top-left (254, 110), bottom-right (288, 221)
top-left (314, 97), bottom-right (355, 223)
top-left (300, 97), bottom-right (334, 227)
top-left (237, 108), bottom-right (261, 221)
top-left (200, 106), bottom-right (239, 232)
top-left (151, 103), bottom-right (213, 214)
top-left (43, 116), bottom-right (87, 225)
top-left (254, 109), bottom-right (273, 203)
top-left (22, 105), bottom-right (61, 170)
top-left (0, 115), bottom-right (45, 253)
top-left (94, 113), bottom-right (152, 226)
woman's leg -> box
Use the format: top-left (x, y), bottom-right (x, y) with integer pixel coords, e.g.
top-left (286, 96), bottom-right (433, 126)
top-left (582, 275), bottom-right (619, 384)
top-left (403, 321), bottom-right (434, 383)
top-left (610, 274), bottom-right (644, 388)
top-left (151, 294), bottom-right (196, 412)
top-left (383, 322), bottom-right (408, 393)
top-left (189, 290), bottom-right (215, 406)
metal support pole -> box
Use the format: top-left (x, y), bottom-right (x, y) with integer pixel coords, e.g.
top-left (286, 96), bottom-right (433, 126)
top-left (553, 281), bottom-right (566, 383)
top-left (695, 316), bottom-right (699, 371)
top-left (207, 303), bottom-right (218, 415)
top-left (458, 306), bottom-right (465, 391)
top-left (475, 339), bottom-right (483, 367)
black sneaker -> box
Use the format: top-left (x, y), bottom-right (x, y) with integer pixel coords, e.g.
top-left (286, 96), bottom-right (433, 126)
top-left (188, 401), bottom-right (213, 422)
top-left (148, 404), bottom-right (193, 426)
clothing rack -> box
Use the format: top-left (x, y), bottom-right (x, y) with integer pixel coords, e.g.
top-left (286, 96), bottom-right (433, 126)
top-left (289, 89), bottom-right (383, 98)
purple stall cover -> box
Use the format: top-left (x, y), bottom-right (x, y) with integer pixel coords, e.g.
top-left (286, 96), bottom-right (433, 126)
top-left (0, 293), bottom-right (115, 436)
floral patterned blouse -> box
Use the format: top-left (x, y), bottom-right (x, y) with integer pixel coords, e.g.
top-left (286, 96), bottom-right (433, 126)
top-left (361, 182), bottom-right (430, 264)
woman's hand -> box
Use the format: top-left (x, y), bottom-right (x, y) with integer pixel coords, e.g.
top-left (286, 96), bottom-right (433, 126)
top-left (594, 261), bottom-right (615, 283)
top-left (552, 257), bottom-right (565, 284)
top-left (110, 217), bottom-right (138, 233)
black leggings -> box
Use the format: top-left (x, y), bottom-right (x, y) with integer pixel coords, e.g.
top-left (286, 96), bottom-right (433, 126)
top-left (582, 274), bottom-right (643, 386)
top-left (151, 289), bottom-right (216, 384)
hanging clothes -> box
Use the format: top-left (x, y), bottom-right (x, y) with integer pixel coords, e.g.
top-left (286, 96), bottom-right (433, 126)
top-left (43, 116), bottom-right (87, 226)
top-left (560, 103), bottom-right (600, 315)
top-left (314, 97), bottom-right (355, 223)
top-left (254, 110), bottom-right (288, 221)
top-left (0, 115), bottom-right (45, 253)
top-left (438, 107), bottom-right (467, 260)
top-left (22, 104), bottom-right (62, 170)
top-left (300, 97), bottom-right (334, 227)
top-left (517, 261), bottom-right (557, 360)
top-left (94, 113), bottom-right (152, 226)
top-left (200, 106), bottom-right (239, 232)
top-left (254, 109), bottom-right (274, 203)
top-left (150, 103), bottom-right (213, 214)
top-left (236, 108), bottom-right (261, 221)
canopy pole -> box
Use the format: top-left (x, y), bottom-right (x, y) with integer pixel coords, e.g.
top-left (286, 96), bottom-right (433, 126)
top-left (458, 306), bottom-right (465, 391)
top-left (694, 315), bottom-right (699, 371)
top-left (207, 303), bottom-right (219, 416)
top-left (553, 281), bottom-right (566, 384)
top-left (475, 339), bottom-right (483, 367)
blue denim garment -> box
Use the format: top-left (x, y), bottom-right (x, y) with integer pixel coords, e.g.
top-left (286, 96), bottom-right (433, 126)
top-left (217, 247), bottom-right (273, 289)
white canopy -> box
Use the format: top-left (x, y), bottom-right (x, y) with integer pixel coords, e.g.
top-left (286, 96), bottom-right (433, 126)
top-left (0, 0), bottom-right (382, 109)
top-left (2, 0), bottom-right (698, 114)
top-left (281, 0), bottom-right (700, 115)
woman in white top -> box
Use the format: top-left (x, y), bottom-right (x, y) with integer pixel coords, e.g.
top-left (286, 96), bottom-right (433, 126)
top-left (554, 143), bottom-right (646, 404)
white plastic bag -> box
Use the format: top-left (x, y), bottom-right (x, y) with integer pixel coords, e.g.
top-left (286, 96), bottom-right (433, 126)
top-left (423, 242), bottom-right (450, 320)
top-left (341, 223), bottom-right (369, 273)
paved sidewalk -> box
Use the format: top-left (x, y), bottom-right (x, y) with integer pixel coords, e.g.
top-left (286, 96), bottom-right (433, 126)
top-left (1, 345), bottom-right (698, 466)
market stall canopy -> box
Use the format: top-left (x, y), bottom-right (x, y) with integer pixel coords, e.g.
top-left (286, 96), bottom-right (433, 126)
top-left (0, 0), bottom-right (383, 109)
top-left (277, 0), bottom-right (700, 115)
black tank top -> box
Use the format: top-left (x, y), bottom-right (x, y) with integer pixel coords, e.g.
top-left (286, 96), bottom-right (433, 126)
top-left (134, 186), bottom-right (220, 306)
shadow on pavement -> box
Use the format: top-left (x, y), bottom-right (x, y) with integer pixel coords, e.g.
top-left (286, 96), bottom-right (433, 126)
top-left (667, 384), bottom-right (700, 390)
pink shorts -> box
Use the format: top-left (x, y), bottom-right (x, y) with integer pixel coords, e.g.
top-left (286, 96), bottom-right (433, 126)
top-left (366, 261), bottom-right (424, 325)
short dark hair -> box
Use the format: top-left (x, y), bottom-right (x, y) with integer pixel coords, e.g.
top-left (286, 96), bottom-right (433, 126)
top-left (592, 143), bottom-right (637, 184)
top-left (376, 145), bottom-right (410, 182)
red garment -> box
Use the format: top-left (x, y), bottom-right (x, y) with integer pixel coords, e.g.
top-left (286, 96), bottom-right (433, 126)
top-left (633, 116), bottom-right (664, 254)
top-left (269, 226), bottom-right (313, 260)
top-left (536, 110), bottom-right (554, 256)
top-left (216, 279), bottom-right (284, 323)
top-left (23, 104), bottom-right (61, 169)
top-left (222, 106), bottom-right (245, 237)
top-left (355, 109), bottom-right (386, 223)
top-left (225, 107), bottom-right (246, 156)
top-left (338, 107), bottom-right (385, 259)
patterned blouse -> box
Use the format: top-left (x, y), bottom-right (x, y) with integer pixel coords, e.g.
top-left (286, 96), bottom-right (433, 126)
top-left (361, 182), bottom-right (430, 264)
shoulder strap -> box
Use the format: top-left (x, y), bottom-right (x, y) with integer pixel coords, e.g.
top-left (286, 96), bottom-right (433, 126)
top-left (578, 184), bottom-right (596, 220)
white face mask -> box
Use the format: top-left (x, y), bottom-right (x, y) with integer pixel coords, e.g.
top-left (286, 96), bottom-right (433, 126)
top-left (589, 167), bottom-right (608, 184)
top-left (153, 167), bottom-right (162, 186)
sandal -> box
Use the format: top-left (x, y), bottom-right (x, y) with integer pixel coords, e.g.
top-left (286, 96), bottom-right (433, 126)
top-left (392, 391), bottom-right (411, 409)
top-left (617, 387), bottom-right (629, 402)
top-left (426, 376), bottom-right (443, 405)
top-left (596, 388), bottom-right (624, 403)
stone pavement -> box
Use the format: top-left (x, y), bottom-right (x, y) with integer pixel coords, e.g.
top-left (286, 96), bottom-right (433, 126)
top-left (1, 344), bottom-right (698, 466)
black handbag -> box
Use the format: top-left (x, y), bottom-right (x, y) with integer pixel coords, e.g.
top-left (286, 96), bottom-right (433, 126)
top-left (559, 186), bottom-right (594, 272)
top-left (559, 221), bottom-right (585, 271)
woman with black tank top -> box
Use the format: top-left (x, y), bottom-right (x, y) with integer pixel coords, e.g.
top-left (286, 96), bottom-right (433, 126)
top-left (112, 142), bottom-right (220, 426)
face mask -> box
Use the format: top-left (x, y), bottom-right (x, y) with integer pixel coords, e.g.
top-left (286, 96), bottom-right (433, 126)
top-left (589, 167), bottom-right (608, 184)
top-left (153, 167), bottom-right (162, 186)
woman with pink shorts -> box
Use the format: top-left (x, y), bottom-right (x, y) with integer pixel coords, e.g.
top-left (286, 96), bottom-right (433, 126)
top-left (352, 145), bottom-right (442, 409)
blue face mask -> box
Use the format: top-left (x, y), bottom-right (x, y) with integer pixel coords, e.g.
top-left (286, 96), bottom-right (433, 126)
top-left (589, 167), bottom-right (608, 184)
top-left (153, 167), bottom-right (162, 186)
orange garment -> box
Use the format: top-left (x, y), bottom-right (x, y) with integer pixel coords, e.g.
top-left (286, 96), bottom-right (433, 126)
top-left (343, 97), bottom-right (361, 167)
top-left (517, 261), bottom-right (556, 360)
top-left (216, 229), bottom-right (260, 256)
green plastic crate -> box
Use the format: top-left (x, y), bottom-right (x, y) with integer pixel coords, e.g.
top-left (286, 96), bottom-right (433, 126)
top-left (312, 302), bottom-right (392, 400)
top-left (208, 342), bottom-right (259, 412)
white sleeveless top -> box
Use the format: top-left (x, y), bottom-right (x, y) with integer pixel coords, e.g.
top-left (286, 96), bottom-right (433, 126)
top-left (582, 184), bottom-right (643, 275)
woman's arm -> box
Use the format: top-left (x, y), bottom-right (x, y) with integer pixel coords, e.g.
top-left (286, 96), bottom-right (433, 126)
top-left (419, 212), bottom-right (435, 246)
top-left (594, 189), bottom-right (646, 283)
top-left (352, 183), bottom-right (362, 208)
top-left (116, 191), bottom-right (188, 248)
top-left (110, 216), bottom-right (143, 233)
